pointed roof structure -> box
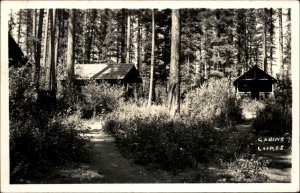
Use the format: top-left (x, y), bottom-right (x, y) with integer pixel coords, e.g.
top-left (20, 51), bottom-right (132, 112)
top-left (74, 63), bottom-right (142, 83)
top-left (233, 65), bottom-right (277, 86)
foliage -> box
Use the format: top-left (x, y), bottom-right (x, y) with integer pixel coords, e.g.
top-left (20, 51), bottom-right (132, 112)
top-left (252, 78), bottom-right (292, 135)
top-left (9, 66), bottom-right (94, 183)
top-left (221, 155), bottom-right (270, 182)
top-left (241, 98), bottom-right (265, 116)
top-left (104, 103), bottom-right (251, 172)
top-left (182, 78), bottom-right (243, 127)
top-left (79, 81), bottom-right (125, 118)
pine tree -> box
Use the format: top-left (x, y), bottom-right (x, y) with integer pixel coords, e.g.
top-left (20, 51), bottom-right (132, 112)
top-left (35, 9), bottom-right (44, 91)
top-left (66, 9), bottom-right (75, 83)
top-left (168, 9), bottom-right (181, 116)
top-left (148, 9), bottom-right (155, 106)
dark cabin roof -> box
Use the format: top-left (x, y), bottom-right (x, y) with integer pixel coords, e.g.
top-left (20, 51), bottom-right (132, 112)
top-left (9, 34), bottom-right (24, 67)
top-left (233, 65), bottom-right (277, 86)
top-left (74, 63), bottom-right (142, 83)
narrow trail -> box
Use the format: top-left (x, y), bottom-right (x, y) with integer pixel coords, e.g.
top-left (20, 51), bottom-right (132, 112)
top-left (85, 122), bottom-right (160, 183)
top-left (42, 117), bottom-right (291, 183)
top-left (44, 120), bottom-right (173, 183)
top-left (235, 118), bottom-right (292, 183)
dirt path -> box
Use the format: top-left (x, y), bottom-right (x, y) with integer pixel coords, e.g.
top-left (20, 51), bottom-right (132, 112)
top-left (40, 118), bottom-right (291, 183)
top-left (235, 121), bottom-right (292, 183)
top-left (41, 120), bottom-right (226, 183)
top-left (42, 120), bottom-right (175, 183)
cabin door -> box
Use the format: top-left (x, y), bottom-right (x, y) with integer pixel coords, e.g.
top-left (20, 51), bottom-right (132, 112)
top-left (251, 88), bottom-right (259, 100)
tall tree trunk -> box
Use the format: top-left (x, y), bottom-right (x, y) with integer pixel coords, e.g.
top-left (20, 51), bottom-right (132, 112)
top-left (35, 9), bottom-right (44, 91)
top-left (278, 8), bottom-right (284, 78)
top-left (148, 9), bottom-right (155, 107)
top-left (46, 9), bottom-right (56, 91)
top-left (26, 10), bottom-right (30, 56)
top-left (117, 24), bottom-right (120, 63)
top-left (136, 12), bottom-right (141, 70)
top-left (50, 9), bottom-right (57, 91)
top-left (269, 8), bottom-right (274, 75)
top-left (285, 9), bottom-right (291, 78)
top-left (66, 9), bottom-right (75, 84)
top-left (121, 9), bottom-right (126, 63)
top-left (54, 10), bottom-right (61, 75)
top-left (126, 11), bottom-right (131, 63)
top-left (134, 12), bottom-right (141, 101)
top-left (17, 10), bottom-right (22, 45)
top-left (82, 10), bottom-right (87, 63)
top-left (42, 9), bottom-right (49, 88)
top-left (262, 9), bottom-right (268, 72)
top-left (32, 9), bottom-right (37, 63)
top-left (168, 9), bottom-right (181, 116)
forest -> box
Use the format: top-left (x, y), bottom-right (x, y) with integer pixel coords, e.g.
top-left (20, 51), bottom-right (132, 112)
top-left (9, 8), bottom-right (292, 183)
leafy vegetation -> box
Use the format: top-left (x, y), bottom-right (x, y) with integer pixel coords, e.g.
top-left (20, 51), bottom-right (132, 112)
top-left (9, 65), bottom-right (94, 183)
top-left (182, 78), bottom-right (243, 127)
top-left (79, 81), bottom-right (125, 118)
top-left (104, 100), bottom-right (251, 172)
top-left (252, 78), bottom-right (292, 135)
top-left (7, 7), bottom-right (293, 184)
top-left (221, 155), bottom-right (270, 182)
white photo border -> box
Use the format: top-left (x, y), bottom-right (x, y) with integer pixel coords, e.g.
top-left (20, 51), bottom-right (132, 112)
top-left (1, 1), bottom-right (299, 192)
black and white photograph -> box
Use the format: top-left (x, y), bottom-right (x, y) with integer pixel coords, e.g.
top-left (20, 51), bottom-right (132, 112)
top-left (1, 0), bottom-right (299, 192)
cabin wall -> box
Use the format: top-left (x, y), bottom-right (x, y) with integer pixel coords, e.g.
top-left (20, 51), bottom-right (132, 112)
top-left (236, 80), bottom-right (274, 99)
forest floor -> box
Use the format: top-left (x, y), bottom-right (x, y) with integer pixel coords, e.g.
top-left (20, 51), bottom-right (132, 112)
top-left (34, 116), bottom-right (291, 183)
top-left (37, 119), bottom-right (227, 183)
top-left (240, 110), bottom-right (292, 183)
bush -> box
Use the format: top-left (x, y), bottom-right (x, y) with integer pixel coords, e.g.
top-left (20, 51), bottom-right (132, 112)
top-left (252, 98), bottom-right (292, 135)
top-left (241, 98), bottom-right (265, 114)
top-left (252, 78), bottom-right (292, 135)
top-left (104, 104), bottom-right (251, 172)
top-left (221, 155), bottom-right (270, 182)
top-left (182, 78), bottom-right (243, 127)
top-left (9, 65), bottom-right (94, 183)
top-left (79, 81), bottom-right (125, 118)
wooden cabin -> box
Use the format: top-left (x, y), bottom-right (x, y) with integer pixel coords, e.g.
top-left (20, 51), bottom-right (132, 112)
top-left (233, 65), bottom-right (277, 99)
top-left (73, 63), bottom-right (142, 85)
top-left (9, 34), bottom-right (27, 67)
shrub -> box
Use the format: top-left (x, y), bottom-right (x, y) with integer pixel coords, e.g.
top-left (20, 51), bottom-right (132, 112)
top-left (104, 104), bottom-right (251, 172)
top-left (221, 155), bottom-right (270, 182)
top-left (80, 81), bottom-right (125, 118)
top-left (241, 98), bottom-right (265, 114)
top-left (252, 78), bottom-right (292, 135)
top-left (9, 65), bottom-right (94, 183)
top-left (252, 98), bottom-right (292, 135)
top-left (182, 78), bottom-right (243, 127)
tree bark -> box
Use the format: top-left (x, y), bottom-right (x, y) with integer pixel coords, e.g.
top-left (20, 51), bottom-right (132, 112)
top-left (126, 11), bottom-right (131, 63)
top-left (54, 10), bottom-right (61, 75)
top-left (278, 8), bottom-right (284, 78)
top-left (35, 9), bottom-right (44, 91)
top-left (66, 9), bottom-right (75, 84)
top-left (285, 9), bottom-right (291, 77)
top-left (82, 10), bottom-right (87, 63)
top-left (32, 9), bottom-right (37, 63)
top-left (262, 9), bottom-right (268, 72)
top-left (121, 9), bottom-right (126, 63)
top-left (17, 10), bottom-right (22, 45)
top-left (148, 9), bottom-right (155, 107)
top-left (168, 9), bottom-right (181, 116)
top-left (45, 9), bottom-right (56, 91)
top-left (50, 9), bottom-right (56, 91)
top-left (136, 12), bottom-right (141, 70)
top-left (269, 8), bottom-right (274, 75)
top-left (26, 10), bottom-right (30, 56)
top-left (42, 9), bottom-right (50, 88)
top-left (134, 12), bottom-right (141, 101)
